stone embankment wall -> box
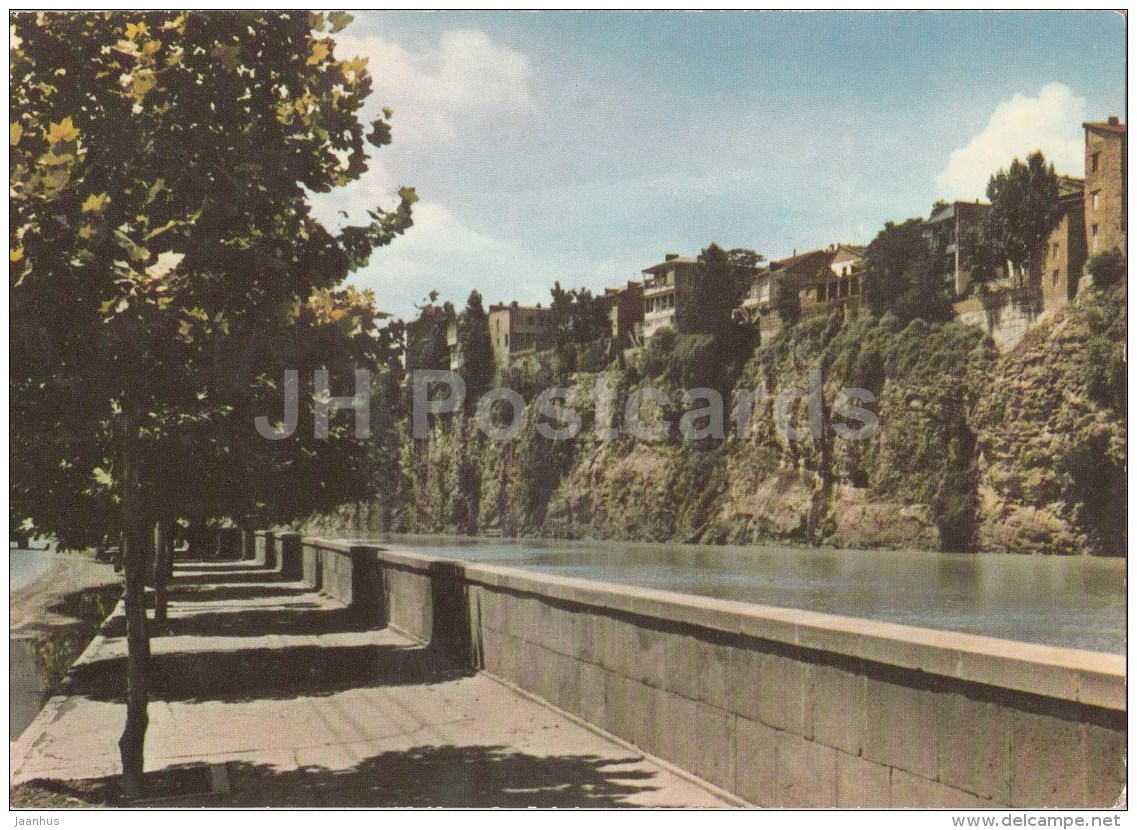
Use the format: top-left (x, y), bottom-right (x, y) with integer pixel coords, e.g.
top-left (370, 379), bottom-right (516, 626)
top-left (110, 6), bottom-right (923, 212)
top-left (277, 535), bottom-right (1126, 809)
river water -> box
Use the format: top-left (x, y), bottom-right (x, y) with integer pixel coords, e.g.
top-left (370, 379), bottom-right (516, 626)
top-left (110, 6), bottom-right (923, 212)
top-left (10, 548), bottom-right (58, 591)
top-left (336, 535), bottom-right (1125, 655)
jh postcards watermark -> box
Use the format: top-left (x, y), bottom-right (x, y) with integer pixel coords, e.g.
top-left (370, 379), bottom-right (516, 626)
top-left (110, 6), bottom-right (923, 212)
top-left (254, 369), bottom-right (879, 444)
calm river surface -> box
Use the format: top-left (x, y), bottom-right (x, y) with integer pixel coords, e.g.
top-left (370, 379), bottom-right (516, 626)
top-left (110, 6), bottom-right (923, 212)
top-left (9, 548), bottom-right (57, 591)
top-left (335, 535), bottom-right (1125, 655)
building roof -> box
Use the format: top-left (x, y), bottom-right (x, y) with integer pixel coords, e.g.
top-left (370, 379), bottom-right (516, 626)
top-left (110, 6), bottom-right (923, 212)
top-left (488, 302), bottom-right (551, 314)
top-left (1057, 175), bottom-right (1085, 198)
top-left (770, 248), bottom-right (832, 272)
top-left (928, 200), bottom-right (989, 225)
top-left (831, 244), bottom-right (865, 259)
top-left (1084, 119), bottom-right (1127, 135)
top-left (642, 256), bottom-right (697, 275)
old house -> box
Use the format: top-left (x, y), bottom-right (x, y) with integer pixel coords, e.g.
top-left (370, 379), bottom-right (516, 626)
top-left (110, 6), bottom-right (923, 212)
top-left (813, 244), bottom-right (865, 312)
top-left (641, 253), bottom-right (698, 339)
top-left (736, 263), bottom-right (778, 338)
top-left (773, 247), bottom-right (852, 318)
top-left (488, 301), bottom-right (554, 367)
top-left (1083, 116), bottom-right (1126, 262)
top-left (924, 200), bottom-right (989, 297)
top-left (603, 281), bottom-right (644, 347)
top-left (1039, 175), bottom-right (1088, 313)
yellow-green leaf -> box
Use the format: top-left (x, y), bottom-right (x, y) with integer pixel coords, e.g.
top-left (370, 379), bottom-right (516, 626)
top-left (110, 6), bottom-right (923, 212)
top-left (10, 122), bottom-right (23, 146)
top-left (125, 21), bottom-right (149, 40)
top-left (307, 40), bottom-right (330, 66)
top-left (328, 11), bottom-right (353, 33)
top-left (46, 117), bottom-right (79, 145)
top-left (38, 150), bottom-right (74, 167)
top-left (81, 193), bottom-right (108, 213)
top-left (10, 246), bottom-right (24, 263)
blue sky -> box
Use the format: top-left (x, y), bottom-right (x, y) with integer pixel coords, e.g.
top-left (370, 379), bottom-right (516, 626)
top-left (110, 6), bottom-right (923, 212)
top-left (307, 11), bottom-right (1126, 321)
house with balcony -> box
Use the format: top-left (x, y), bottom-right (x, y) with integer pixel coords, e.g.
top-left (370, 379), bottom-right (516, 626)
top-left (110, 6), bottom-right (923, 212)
top-left (924, 200), bottom-right (990, 297)
top-left (804, 244), bottom-right (865, 315)
top-left (641, 253), bottom-right (698, 340)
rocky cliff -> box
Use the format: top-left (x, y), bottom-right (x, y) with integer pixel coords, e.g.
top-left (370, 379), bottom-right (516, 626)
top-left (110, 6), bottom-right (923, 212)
top-left (324, 286), bottom-right (1125, 556)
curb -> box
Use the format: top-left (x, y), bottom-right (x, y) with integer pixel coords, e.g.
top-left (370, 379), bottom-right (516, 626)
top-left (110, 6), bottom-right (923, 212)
top-left (10, 597), bottom-right (125, 783)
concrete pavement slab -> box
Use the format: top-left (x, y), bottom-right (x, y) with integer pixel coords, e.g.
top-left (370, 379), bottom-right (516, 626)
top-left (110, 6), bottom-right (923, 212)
top-left (11, 558), bottom-right (735, 808)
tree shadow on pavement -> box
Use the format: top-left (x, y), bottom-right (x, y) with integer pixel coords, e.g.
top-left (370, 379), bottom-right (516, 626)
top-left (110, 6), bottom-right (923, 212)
top-left (157, 605), bottom-right (378, 638)
top-left (166, 584), bottom-right (314, 602)
top-left (15, 747), bottom-right (674, 808)
top-left (170, 571), bottom-right (288, 586)
top-left (224, 746), bottom-right (668, 807)
top-left (66, 641), bottom-right (470, 703)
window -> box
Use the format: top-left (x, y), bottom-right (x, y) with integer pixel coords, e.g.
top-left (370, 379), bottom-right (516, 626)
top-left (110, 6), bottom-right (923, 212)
top-left (1091, 224), bottom-right (1100, 252)
top-left (1092, 190), bottom-right (1100, 211)
top-left (1053, 269), bottom-right (1060, 286)
top-left (1091, 152), bottom-right (1100, 173)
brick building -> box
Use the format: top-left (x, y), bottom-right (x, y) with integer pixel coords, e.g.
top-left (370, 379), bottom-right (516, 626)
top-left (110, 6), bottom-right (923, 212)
top-left (602, 281), bottom-right (644, 347)
top-left (1083, 116), bottom-right (1126, 262)
top-left (488, 302), bottom-right (554, 367)
top-left (1039, 176), bottom-right (1088, 312)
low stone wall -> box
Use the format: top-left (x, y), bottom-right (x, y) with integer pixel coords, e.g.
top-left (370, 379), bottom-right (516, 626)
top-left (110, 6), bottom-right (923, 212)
top-left (297, 538), bottom-right (1126, 809)
top-left (254, 531), bottom-right (277, 570)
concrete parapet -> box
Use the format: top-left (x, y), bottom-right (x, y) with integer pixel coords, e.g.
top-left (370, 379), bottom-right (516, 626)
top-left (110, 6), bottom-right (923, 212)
top-left (255, 531), bottom-right (276, 570)
top-left (295, 537), bottom-right (1126, 809)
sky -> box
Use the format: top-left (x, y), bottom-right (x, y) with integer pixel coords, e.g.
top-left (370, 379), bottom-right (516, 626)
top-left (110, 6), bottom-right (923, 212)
top-left (305, 11), bottom-right (1127, 321)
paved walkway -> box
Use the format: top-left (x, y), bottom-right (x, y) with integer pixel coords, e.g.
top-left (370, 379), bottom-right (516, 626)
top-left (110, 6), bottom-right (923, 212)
top-left (11, 558), bottom-right (733, 807)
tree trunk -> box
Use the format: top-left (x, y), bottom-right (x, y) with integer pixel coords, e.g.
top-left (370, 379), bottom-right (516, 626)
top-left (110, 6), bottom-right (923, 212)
top-left (153, 518), bottom-right (174, 628)
top-left (118, 428), bottom-right (150, 802)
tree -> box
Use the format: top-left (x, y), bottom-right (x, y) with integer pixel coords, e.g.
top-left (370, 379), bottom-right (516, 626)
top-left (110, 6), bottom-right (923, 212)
top-left (861, 217), bottom-right (953, 323)
top-left (683, 243), bottom-right (758, 338)
top-left (457, 290), bottom-right (494, 406)
top-left (549, 282), bottom-right (608, 347)
top-left (983, 151), bottom-right (1061, 287)
top-left (10, 11), bottom-right (415, 798)
top-left (1087, 249), bottom-right (1126, 289)
top-left (405, 303), bottom-right (452, 371)
top-left (957, 225), bottom-right (1002, 293)
top-left (772, 272), bottom-right (802, 327)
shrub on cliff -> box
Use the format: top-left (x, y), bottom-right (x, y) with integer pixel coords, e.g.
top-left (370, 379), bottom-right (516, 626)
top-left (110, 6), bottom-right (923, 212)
top-left (640, 327), bottom-right (677, 379)
top-left (1087, 249), bottom-right (1126, 289)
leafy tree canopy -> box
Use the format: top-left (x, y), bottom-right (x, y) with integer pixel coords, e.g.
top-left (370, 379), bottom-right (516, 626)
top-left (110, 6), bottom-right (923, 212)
top-left (983, 150), bottom-right (1060, 280)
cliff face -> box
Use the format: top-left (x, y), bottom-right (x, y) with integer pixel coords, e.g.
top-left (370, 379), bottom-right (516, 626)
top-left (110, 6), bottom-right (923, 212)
top-left (329, 287), bottom-right (1125, 556)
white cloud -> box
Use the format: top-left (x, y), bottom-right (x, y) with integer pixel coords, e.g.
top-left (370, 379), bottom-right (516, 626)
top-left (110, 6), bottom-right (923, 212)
top-left (935, 83), bottom-right (1086, 200)
top-left (335, 29), bottom-right (536, 143)
top-left (345, 200), bottom-right (539, 317)
top-left (344, 200), bottom-right (636, 320)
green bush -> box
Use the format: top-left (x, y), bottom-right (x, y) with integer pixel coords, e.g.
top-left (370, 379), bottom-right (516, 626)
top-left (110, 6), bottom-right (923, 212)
top-left (1088, 249), bottom-right (1126, 288)
top-left (640, 327), bottom-right (677, 379)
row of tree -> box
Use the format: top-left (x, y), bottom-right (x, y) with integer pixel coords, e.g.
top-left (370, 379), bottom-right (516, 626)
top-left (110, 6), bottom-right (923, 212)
top-left (862, 150), bottom-right (1086, 324)
top-left (11, 11), bottom-right (416, 798)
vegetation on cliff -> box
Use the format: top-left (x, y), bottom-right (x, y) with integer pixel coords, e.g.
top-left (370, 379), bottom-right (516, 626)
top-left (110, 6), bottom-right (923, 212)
top-left (322, 282), bottom-right (1125, 556)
